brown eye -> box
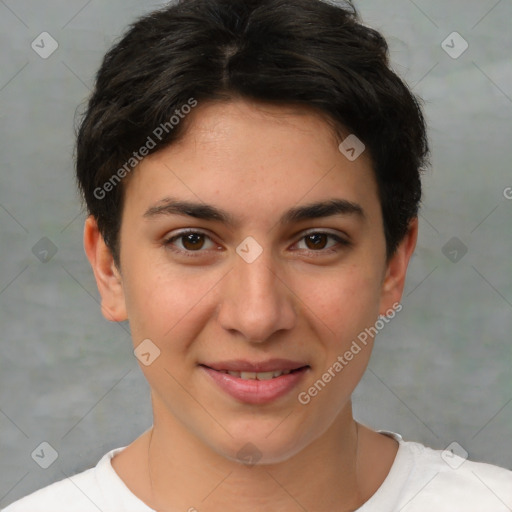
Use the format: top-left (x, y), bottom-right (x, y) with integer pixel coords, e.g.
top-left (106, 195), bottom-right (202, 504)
top-left (304, 233), bottom-right (329, 250)
top-left (294, 231), bottom-right (350, 253)
top-left (181, 233), bottom-right (206, 251)
top-left (165, 230), bottom-right (216, 253)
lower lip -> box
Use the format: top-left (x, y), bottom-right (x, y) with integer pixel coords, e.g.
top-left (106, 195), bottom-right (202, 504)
top-left (201, 366), bottom-right (309, 405)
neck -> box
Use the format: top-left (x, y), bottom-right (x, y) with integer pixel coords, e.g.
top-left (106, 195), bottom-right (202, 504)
top-left (146, 400), bottom-right (368, 512)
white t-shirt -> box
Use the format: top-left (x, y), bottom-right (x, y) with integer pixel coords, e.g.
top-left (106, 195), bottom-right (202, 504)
top-left (3, 433), bottom-right (512, 511)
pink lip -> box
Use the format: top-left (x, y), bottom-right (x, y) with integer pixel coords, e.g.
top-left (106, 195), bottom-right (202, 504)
top-left (203, 359), bottom-right (308, 373)
top-left (200, 364), bottom-right (310, 405)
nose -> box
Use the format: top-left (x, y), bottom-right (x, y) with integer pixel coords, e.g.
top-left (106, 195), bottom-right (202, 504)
top-left (216, 249), bottom-right (296, 343)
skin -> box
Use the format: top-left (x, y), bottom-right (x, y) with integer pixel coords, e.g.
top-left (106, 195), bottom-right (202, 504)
top-left (84, 99), bottom-right (418, 511)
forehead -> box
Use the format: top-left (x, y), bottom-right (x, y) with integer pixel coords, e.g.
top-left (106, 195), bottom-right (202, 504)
top-left (122, 99), bottom-right (381, 225)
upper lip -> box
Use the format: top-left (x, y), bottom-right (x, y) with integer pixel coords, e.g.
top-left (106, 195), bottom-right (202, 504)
top-left (201, 359), bottom-right (309, 373)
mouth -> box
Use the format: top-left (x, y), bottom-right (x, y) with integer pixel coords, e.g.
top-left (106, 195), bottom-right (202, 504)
top-left (199, 360), bottom-right (310, 404)
top-left (210, 368), bottom-right (300, 380)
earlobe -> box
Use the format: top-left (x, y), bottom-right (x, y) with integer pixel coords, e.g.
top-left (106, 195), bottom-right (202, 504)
top-left (83, 216), bottom-right (128, 322)
top-left (379, 218), bottom-right (418, 315)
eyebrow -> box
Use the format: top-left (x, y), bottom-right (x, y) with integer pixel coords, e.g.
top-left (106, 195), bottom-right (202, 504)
top-left (143, 197), bottom-right (365, 226)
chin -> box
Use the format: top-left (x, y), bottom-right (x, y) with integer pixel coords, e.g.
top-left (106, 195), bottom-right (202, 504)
top-left (206, 421), bottom-right (316, 466)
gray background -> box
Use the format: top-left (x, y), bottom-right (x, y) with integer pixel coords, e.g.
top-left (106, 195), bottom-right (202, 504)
top-left (1, 0), bottom-right (511, 507)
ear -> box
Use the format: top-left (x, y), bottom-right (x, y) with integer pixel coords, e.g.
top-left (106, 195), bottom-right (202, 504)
top-left (378, 217), bottom-right (418, 315)
top-left (83, 216), bottom-right (127, 322)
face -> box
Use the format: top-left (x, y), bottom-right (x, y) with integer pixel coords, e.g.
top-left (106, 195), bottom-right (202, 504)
top-left (86, 99), bottom-right (415, 464)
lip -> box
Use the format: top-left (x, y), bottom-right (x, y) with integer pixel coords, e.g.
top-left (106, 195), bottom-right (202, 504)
top-left (200, 362), bottom-right (310, 405)
top-left (203, 359), bottom-right (308, 373)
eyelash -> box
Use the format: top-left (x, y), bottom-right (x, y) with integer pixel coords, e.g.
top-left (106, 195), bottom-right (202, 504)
top-left (163, 229), bottom-right (351, 258)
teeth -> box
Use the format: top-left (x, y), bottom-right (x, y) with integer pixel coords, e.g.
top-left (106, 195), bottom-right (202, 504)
top-left (256, 371), bottom-right (275, 380)
top-left (224, 369), bottom-right (293, 380)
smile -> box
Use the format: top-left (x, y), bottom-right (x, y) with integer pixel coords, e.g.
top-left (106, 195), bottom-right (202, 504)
top-left (200, 361), bottom-right (310, 404)
top-left (217, 369), bottom-right (292, 380)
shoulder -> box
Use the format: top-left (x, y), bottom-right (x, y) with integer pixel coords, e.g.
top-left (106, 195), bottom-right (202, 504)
top-left (1, 447), bottom-right (144, 512)
top-left (398, 440), bottom-right (512, 511)
top-left (2, 467), bottom-right (100, 512)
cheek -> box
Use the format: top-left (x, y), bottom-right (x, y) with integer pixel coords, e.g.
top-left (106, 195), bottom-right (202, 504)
top-left (122, 258), bottom-right (222, 348)
top-left (296, 264), bottom-right (383, 342)
top-left (295, 268), bottom-right (383, 416)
